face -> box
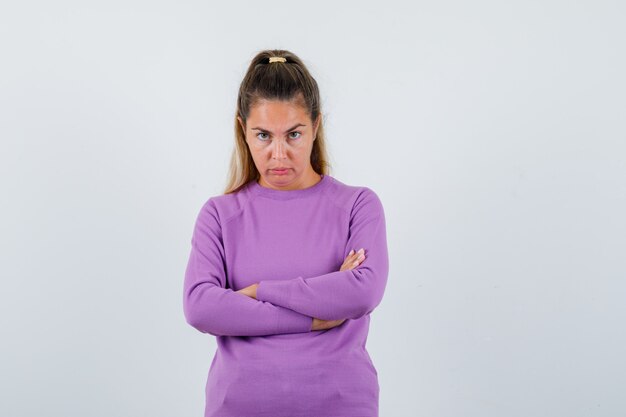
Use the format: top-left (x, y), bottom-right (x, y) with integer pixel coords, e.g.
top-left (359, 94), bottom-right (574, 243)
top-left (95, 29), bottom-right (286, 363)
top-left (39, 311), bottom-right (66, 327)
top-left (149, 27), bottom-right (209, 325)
top-left (238, 99), bottom-right (321, 191)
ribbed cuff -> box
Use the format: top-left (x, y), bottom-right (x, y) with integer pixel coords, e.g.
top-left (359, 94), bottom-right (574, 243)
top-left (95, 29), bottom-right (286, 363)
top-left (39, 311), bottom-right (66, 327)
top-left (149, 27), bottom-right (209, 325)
top-left (275, 307), bottom-right (313, 334)
top-left (257, 279), bottom-right (292, 309)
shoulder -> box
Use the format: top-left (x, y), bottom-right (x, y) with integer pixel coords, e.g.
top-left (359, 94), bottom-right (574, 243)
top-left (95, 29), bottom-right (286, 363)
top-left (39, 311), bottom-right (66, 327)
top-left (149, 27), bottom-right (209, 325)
top-left (322, 176), bottom-right (385, 216)
top-left (196, 183), bottom-right (255, 226)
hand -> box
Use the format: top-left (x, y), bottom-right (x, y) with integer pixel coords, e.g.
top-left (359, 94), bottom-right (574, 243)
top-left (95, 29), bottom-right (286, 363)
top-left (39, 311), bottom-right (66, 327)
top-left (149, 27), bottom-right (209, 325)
top-left (311, 317), bottom-right (346, 331)
top-left (235, 283), bottom-right (259, 299)
top-left (310, 249), bottom-right (367, 331)
top-left (339, 248), bottom-right (366, 272)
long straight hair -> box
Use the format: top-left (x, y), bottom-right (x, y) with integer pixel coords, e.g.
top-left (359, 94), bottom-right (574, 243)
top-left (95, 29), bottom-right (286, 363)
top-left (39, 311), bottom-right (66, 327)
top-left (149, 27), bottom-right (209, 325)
top-left (223, 49), bottom-right (331, 194)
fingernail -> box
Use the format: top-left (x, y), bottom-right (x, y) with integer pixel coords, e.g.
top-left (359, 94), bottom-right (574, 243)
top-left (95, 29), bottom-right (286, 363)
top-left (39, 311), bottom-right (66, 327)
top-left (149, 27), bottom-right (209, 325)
top-left (349, 249), bottom-right (354, 255)
top-left (358, 248), bottom-right (364, 254)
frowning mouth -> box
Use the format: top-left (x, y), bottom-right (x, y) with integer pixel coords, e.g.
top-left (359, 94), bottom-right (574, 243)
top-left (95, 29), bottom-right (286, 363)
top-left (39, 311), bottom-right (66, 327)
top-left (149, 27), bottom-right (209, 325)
top-left (271, 168), bottom-right (290, 175)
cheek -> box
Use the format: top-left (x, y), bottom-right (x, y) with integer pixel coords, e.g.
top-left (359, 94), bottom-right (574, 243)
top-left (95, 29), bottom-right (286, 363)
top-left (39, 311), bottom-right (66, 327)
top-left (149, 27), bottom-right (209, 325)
top-left (247, 141), bottom-right (267, 156)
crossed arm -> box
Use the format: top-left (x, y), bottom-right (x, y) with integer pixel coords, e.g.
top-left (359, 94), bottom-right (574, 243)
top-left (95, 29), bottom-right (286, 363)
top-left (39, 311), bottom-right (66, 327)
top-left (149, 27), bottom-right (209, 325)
top-left (235, 247), bottom-right (366, 330)
top-left (183, 188), bottom-right (389, 337)
top-left (183, 198), bottom-right (313, 337)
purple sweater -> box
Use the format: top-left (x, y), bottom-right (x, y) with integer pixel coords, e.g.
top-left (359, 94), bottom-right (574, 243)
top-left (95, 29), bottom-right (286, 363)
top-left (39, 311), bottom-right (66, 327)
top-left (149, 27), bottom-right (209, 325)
top-left (183, 174), bottom-right (389, 417)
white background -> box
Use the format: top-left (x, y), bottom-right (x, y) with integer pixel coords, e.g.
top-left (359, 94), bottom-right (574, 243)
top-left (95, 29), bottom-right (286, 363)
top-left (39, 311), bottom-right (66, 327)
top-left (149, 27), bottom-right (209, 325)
top-left (1, 1), bottom-right (625, 416)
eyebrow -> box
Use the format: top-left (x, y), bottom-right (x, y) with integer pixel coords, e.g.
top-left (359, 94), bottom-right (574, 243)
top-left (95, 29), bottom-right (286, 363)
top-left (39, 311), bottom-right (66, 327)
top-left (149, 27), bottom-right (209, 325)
top-left (250, 123), bottom-right (306, 133)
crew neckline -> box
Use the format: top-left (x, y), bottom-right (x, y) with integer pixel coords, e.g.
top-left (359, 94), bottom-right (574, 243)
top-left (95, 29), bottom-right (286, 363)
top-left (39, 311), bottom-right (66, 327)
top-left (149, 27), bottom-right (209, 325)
top-left (248, 174), bottom-right (331, 200)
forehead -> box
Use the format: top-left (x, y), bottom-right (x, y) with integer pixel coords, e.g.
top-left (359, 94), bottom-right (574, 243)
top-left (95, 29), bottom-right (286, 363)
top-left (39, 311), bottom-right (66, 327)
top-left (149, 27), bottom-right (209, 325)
top-left (248, 99), bottom-right (309, 126)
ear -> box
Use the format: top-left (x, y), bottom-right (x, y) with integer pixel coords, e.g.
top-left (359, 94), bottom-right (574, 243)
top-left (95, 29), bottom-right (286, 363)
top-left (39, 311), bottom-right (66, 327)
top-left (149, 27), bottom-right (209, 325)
top-left (313, 113), bottom-right (321, 140)
top-left (237, 116), bottom-right (245, 134)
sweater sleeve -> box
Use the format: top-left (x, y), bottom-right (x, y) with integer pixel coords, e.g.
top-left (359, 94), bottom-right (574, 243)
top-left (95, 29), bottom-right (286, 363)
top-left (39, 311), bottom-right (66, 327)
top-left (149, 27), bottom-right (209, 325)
top-left (183, 198), bottom-right (314, 337)
top-left (255, 187), bottom-right (389, 321)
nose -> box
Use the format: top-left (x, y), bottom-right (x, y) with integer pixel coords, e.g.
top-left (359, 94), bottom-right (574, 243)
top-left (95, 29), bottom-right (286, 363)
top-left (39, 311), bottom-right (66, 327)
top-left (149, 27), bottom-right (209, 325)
top-left (271, 140), bottom-right (286, 160)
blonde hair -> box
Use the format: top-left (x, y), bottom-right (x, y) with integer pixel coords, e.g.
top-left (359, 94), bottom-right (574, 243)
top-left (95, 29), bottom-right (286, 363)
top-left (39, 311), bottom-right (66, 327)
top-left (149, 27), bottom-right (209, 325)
top-left (223, 49), bottom-right (331, 194)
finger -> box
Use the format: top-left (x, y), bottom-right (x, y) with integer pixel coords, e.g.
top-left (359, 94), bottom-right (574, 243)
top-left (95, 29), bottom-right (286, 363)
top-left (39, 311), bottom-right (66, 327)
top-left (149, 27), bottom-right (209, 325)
top-left (352, 254), bottom-right (365, 266)
top-left (348, 249), bottom-right (364, 260)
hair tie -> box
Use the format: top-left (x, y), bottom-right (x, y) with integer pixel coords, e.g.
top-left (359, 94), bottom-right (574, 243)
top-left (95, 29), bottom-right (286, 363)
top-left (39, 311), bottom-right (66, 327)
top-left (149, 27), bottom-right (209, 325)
top-left (269, 56), bottom-right (287, 63)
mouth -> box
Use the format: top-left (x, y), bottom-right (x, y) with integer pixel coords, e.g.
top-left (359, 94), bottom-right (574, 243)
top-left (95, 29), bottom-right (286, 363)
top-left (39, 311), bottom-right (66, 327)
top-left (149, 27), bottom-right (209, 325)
top-left (271, 168), bottom-right (290, 174)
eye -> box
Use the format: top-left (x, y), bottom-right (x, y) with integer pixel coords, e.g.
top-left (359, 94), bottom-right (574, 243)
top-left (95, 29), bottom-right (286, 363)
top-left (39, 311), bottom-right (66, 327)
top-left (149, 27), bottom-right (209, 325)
top-left (289, 131), bottom-right (302, 139)
top-left (256, 132), bottom-right (269, 140)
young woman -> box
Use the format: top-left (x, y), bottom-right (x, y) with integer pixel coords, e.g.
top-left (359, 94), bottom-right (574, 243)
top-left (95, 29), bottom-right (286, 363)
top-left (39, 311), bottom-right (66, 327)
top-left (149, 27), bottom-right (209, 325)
top-left (183, 49), bottom-right (389, 417)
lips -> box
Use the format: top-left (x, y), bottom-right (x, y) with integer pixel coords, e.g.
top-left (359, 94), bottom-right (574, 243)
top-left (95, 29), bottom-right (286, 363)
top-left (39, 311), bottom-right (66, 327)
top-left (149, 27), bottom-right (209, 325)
top-left (271, 168), bottom-right (290, 175)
